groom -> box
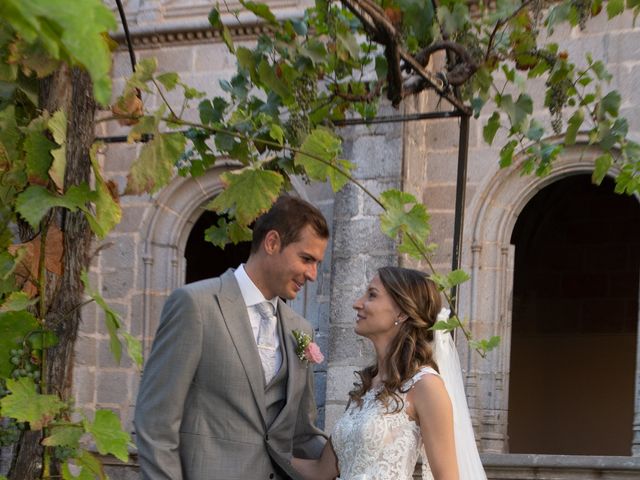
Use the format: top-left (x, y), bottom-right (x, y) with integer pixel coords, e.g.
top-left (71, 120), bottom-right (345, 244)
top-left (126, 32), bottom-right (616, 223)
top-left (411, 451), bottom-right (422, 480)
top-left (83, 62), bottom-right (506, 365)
top-left (134, 196), bottom-right (329, 480)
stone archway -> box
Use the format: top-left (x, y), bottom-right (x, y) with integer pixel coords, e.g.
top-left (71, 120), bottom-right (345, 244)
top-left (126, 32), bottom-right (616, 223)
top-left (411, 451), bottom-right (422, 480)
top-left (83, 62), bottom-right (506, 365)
top-left (459, 145), bottom-right (640, 454)
top-left (138, 165), bottom-right (232, 357)
top-left (508, 174), bottom-right (639, 455)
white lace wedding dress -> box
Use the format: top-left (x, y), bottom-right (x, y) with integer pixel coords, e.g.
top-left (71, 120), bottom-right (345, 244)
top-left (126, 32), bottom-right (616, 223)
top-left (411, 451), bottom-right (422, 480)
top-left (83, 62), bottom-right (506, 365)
top-left (331, 367), bottom-right (438, 480)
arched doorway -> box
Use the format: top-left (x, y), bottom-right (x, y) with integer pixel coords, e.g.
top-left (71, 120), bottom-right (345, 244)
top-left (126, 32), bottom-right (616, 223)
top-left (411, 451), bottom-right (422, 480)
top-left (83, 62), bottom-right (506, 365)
top-left (184, 210), bottom-right (251, 283)
top-left (507, 174), bottom-right (640, 455)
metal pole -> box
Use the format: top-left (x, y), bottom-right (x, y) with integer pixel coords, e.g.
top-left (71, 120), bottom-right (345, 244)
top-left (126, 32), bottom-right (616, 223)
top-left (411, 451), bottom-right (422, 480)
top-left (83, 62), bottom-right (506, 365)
top-left (450, 114), bottom-right (470, 310)
top-left (333, 110), bottom-right (463, 126)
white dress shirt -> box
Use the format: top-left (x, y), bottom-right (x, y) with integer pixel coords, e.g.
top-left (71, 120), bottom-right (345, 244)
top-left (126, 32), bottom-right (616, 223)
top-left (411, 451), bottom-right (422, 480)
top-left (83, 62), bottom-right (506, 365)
top-left (234, 265), bottom-right (282, 374)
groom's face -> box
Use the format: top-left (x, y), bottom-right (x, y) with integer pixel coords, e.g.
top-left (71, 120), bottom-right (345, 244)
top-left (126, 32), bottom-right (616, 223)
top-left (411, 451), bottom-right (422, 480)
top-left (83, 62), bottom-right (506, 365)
top-left (264, 224), bottom-right (328, 300)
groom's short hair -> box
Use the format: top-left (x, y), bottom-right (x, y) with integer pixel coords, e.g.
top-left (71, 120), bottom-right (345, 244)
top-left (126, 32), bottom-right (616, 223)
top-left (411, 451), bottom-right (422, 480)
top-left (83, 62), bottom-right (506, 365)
top-left (251, 196), bottom-right (329, 253)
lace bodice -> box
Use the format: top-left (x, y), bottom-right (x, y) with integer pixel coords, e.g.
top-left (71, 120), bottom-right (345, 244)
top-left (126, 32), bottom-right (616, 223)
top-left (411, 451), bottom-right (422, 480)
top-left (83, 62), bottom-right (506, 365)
top-left (331, 367), bottom-right (438, 480)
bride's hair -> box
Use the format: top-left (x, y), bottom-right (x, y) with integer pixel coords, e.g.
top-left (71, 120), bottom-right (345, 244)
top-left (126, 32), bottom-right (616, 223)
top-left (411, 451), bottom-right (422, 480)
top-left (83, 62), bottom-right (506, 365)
top-left (348, 266), bottom-right (442, 412)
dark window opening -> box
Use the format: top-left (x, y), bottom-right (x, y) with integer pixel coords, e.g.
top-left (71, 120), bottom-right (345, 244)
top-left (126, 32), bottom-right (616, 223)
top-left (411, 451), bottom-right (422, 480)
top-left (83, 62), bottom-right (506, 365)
top-left (508, 174), bottom-right (639, 455)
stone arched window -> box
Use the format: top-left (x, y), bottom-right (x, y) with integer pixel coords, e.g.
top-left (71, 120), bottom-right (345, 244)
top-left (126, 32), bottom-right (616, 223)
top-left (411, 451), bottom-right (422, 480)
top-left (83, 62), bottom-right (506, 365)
top-left (460, 145), bottom-right (640, 455)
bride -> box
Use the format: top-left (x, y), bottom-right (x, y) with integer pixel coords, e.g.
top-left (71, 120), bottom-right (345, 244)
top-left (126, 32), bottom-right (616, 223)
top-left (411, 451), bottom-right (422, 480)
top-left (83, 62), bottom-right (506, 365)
top-left (292, 267), bottom-right (486, 480)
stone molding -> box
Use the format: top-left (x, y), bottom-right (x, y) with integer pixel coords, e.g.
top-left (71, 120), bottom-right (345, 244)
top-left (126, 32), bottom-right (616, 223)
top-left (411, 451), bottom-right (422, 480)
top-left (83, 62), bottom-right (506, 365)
top-left (460, 142), bottom-right (637, 454)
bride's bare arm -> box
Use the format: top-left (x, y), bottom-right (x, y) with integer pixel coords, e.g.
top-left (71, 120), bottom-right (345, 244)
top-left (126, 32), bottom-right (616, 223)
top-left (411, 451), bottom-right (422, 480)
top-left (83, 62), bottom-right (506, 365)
top-left (291, 437), bottom-right (340, 480)
top-left (410, 374), bottom-right (459, 480)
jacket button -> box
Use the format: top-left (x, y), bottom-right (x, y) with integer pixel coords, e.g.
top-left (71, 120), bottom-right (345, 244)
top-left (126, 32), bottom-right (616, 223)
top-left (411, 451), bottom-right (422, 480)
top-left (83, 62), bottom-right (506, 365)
top-left (265, 434), bottom-right (269, 441)
top-left (269, 474), bottom-right (274, 479)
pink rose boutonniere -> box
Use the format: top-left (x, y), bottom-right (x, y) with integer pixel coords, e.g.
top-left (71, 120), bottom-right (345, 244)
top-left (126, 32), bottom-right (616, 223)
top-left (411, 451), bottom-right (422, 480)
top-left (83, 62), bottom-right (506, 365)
top-left (292, 330), bottom-right (324, 364)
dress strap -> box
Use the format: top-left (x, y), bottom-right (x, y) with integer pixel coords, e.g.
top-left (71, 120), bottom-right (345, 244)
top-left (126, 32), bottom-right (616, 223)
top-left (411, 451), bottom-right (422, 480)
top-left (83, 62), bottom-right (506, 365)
top-left (403, 366), bottom-right (440, 390)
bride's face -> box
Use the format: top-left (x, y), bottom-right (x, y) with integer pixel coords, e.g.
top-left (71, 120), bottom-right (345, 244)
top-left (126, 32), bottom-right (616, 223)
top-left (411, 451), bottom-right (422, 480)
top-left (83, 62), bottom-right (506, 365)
top-left (353, 275), bottom-right (404, 340)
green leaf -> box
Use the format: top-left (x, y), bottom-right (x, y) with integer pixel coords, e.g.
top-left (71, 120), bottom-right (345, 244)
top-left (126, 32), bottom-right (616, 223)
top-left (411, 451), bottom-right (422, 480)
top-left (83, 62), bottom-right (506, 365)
top-left (236, 47), bottom-right (256, 79)
top-left (81, 271), bottom-right (123, 365)
top-left (84, 410), bottom-right (131, 463)
top-left (336, 30), bottom-right (360, 60)
top-left (126, 58), bottom-right (157, 93)
top-left (379, 190), bottom-right (431, 258)
top-left (208, 8), bottom-right (234, 53)
top-left (438, 3), bottom-right (469, 37)
top-left (0, 310), bottom-right (39, 377)
top-left (447, 269), bottom-right (470, 287)
top-left (42, 425), bottom-right (84, 447)
top-left (375, 55), bottom-right (388, 80)
top-left (545, 0), bottom-right (571, 34)
top-left (500, 94), bottom-right (533, 130)
top-left (483, 112), bottom-right (500, 145)
top-left (499, 140), bottom-right (518, 168)
top-left (0, 0), bottom-right (117, 104)
top-left (15, 184), bottom-right (95, 229)
top-left (565, 109), bottom-right (584, 145)
top-left (525, 119), bottom-right (544, 141)
top-left (469, 335), bottom-right (501, 353)
top-left (0, 291), bottom-right (37, 312)
top-left (204, 217), bottom-right (252, 248)
top-left (294, 128), bottom-right (353, 192)
top-left (28, 330), bottom-right (59, 349)
top-left (607, 0), bottom-right (625, 17)
top-left (89, 144), bottom-right (121, 238)
top-left (593, 153), bottom-right (612, 184)
top-left (269, 124), bottom-right (284, 145)
top-left (258, 59), bottom-right (289, 100)
top-left (156, 72), bottom-right (179, 91)
top-left (240, 0), bottom-right (277, 24)
top-left (432, 316), bottom-right (462, 332)
top-left (209, 168), bottom-right (284, 225)
top-left (122, 332), bottom-right (142, 368)
top-left (601, 91), bottom-right (621, 116)
top-left (1, 377), bottom-right (66, 429)
top-left (126, 132), bottom-right (186, 195)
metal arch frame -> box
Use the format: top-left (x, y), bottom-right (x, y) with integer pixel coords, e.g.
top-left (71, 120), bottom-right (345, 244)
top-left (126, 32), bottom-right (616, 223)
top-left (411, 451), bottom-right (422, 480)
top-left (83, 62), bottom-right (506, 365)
top-left (105, 0), bottom-right (471, 308)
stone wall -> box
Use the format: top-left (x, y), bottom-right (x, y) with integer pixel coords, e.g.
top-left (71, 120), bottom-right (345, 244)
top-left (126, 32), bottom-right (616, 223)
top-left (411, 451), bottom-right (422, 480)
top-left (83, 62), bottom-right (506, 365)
top-left (401, 9), bottom-right (640, 456)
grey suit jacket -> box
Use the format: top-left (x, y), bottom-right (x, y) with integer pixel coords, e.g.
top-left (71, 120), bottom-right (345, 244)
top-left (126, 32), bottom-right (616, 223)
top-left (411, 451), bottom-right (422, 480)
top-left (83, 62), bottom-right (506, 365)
top-left (134, 269), bottom-right (327, 480)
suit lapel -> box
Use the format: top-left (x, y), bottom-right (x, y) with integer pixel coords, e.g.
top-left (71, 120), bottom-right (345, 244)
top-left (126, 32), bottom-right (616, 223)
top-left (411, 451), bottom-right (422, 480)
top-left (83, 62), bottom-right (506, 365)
top-left (216, 270), bottom-right (267, 426)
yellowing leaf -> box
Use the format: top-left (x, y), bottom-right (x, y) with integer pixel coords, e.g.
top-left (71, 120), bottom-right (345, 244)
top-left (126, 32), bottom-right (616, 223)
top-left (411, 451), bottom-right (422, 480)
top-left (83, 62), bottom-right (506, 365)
top-left (8, 223), bottom-right (64, 297)
top-left (48, 110), bottom-right (67, 192)
top-left (42, 425), bottom-right (84, 447)
top-left (24, 130), bottom-right (55, 185)
top-left (89, 144), bottom-right (121, 238)
top-left (62, 451), bottom-right (106, 480)
top-left (209, 168), bottom-right (283, 225)
top-left (1, 377), bottom-right (66, 429)
top-left (84, 410), bottom-right (131, 463)
top-left (125, 132), bottom-right (186, 195)
top-left (0, 291), bottom-right (37, 312)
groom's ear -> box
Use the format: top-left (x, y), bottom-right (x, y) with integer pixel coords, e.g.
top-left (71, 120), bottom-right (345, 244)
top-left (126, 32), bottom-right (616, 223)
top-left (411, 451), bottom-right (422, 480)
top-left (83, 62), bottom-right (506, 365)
top-left (263, 230), bottom-right (282, 255)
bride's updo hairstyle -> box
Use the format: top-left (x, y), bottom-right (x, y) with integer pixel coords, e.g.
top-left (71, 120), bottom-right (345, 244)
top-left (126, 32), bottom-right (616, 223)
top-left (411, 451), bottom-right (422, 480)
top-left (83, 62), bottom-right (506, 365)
top-left (349, 266), bottom-right (442, 412)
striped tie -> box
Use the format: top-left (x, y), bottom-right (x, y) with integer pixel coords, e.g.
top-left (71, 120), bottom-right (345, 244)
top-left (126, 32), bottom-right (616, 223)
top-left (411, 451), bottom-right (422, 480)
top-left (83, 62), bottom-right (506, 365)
top-left (254, 302), bottom-right (277, 383)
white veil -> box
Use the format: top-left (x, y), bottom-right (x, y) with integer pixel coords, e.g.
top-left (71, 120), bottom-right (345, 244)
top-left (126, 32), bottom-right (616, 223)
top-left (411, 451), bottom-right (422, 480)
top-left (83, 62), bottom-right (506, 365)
top-left (433, 309), bottom-right (487, 480)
